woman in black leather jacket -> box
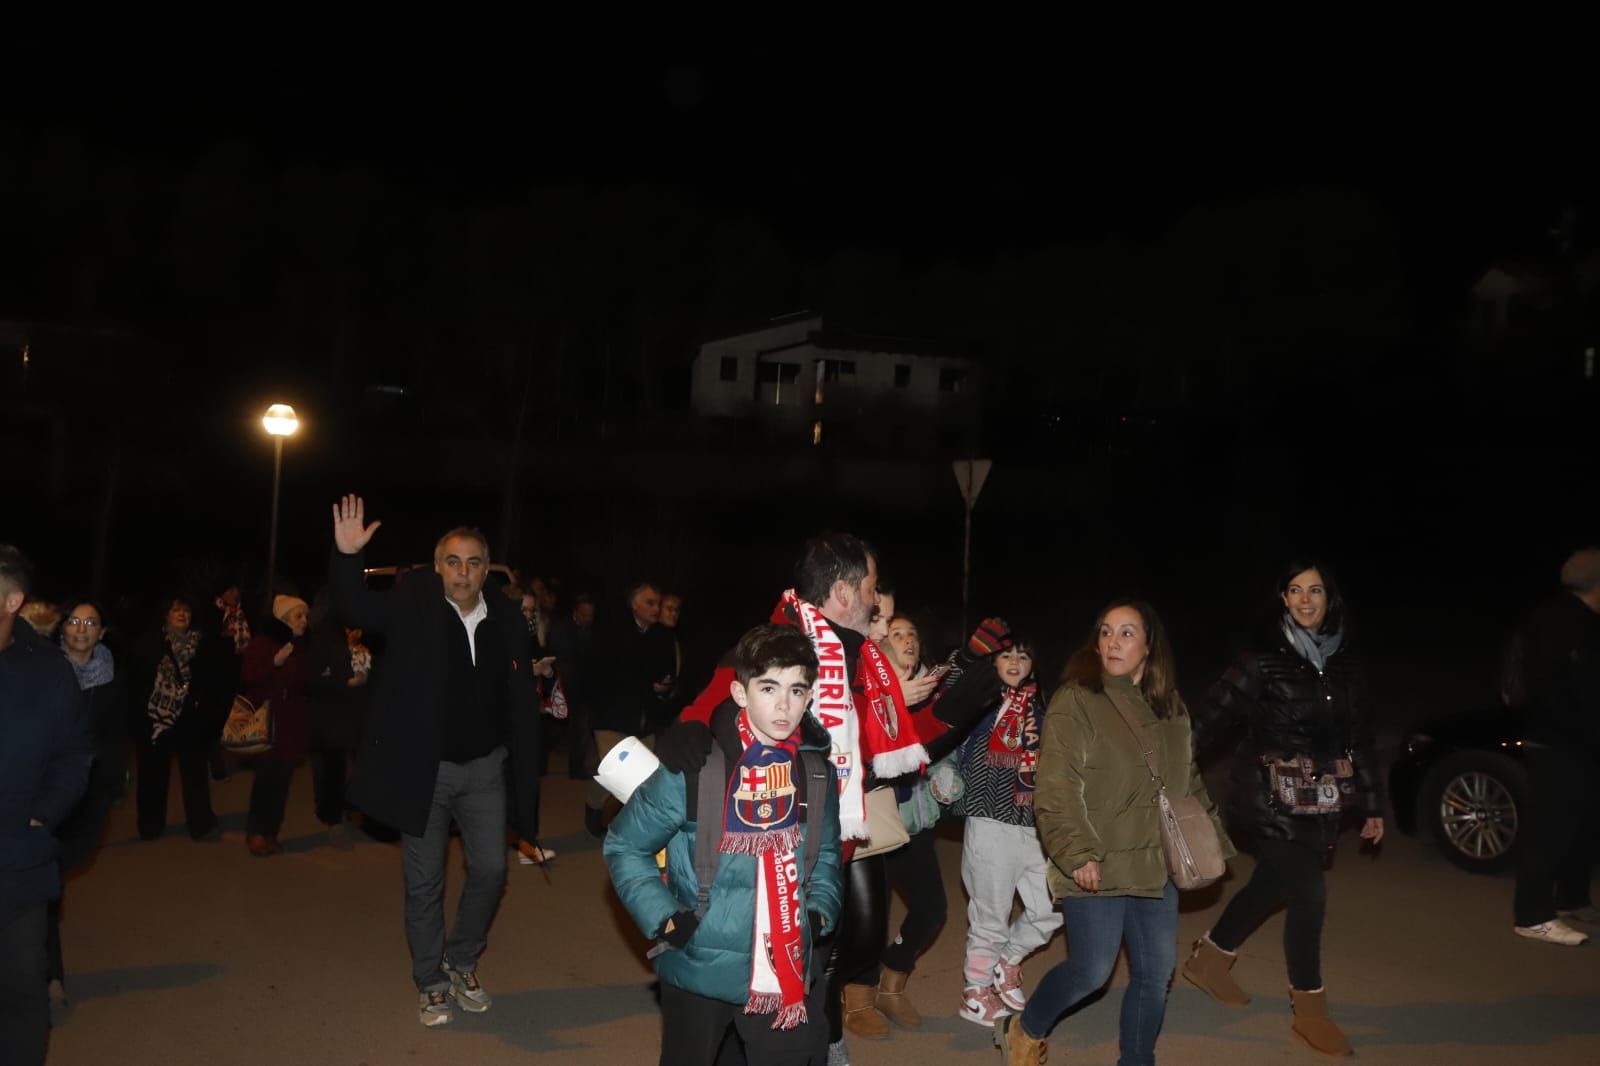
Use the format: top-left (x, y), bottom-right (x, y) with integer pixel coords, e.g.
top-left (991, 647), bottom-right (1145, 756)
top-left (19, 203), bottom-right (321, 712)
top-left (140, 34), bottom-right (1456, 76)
top-left (1182, 561), bottom-right (1384, 1059)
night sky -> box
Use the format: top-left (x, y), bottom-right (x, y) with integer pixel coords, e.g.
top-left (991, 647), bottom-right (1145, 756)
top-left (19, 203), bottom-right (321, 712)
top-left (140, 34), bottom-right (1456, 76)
top-left (4, 10), bottom-right (1597, 714)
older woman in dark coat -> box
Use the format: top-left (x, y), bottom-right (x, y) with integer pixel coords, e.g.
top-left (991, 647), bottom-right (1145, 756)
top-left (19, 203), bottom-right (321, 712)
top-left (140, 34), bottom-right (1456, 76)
top-left (241, 596), bottom-right (312, 856)
top-left (1184, 561), bottom-right (1384, 1059)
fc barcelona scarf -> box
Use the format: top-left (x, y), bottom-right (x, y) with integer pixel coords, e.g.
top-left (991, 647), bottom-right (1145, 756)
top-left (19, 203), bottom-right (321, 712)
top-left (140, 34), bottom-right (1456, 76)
top-left (985, 683), bottom-right (1040, 806)
top-left (779, 591), bottom-right (928, 842)
top-left (722, 710), bottom-right (808, 1027)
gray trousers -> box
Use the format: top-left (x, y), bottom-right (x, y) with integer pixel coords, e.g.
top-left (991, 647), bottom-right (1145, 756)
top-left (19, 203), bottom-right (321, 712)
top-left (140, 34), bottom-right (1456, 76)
top-left (403, 747), bottom-right (508, 992)
top-left (961, 815), bottom-right (1062, 986)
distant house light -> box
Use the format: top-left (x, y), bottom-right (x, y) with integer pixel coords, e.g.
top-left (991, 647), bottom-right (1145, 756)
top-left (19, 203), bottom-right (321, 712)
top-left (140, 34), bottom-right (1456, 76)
top-left (812, 420), bottom-right (823, 445)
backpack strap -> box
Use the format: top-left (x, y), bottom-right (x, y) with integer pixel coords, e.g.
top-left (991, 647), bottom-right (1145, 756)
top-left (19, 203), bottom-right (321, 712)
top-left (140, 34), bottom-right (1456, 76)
top-left (692, 746), bottom-right (727, 921)
top-left (799, 749), bottom-right (828, 882)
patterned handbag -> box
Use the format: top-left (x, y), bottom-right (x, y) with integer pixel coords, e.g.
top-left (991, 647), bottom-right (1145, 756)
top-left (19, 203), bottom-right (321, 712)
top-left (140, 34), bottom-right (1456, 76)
top-left (221, 693), bottom-right (274, 754)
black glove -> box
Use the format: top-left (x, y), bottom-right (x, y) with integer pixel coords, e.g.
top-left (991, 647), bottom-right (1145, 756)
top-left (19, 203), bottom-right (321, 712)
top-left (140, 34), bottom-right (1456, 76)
top-left (933, 660), bottom-right (1003, 731)
top-left (654, 720), bottom-right (715, 773)
top-left (660, 909), bottom-right (700, 948)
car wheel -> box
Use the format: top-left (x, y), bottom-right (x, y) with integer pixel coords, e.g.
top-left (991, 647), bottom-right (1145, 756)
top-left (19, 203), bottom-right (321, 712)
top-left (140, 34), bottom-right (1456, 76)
top-left (1418, 751), bottom-right (1527, 874)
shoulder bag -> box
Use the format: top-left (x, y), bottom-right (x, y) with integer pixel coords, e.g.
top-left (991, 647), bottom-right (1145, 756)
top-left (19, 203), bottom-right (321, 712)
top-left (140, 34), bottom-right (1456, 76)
top-left (1104, 687), bottom-right (1225, 891)
top-left (221, 693), bottom-right (274, 754)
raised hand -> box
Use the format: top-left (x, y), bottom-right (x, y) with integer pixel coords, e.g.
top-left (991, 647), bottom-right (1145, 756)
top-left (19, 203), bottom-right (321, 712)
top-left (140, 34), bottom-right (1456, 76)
top-left (332, 494), bottom-right (382, 555)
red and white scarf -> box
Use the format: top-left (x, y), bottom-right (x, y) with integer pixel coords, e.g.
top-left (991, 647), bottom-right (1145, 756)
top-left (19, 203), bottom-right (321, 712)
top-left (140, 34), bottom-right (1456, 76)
top-left (985, 682), bottom-right (1040, 806)
top-left (723, 711), bottom-right (809, 1028)
top-left (780, 591), bottom-right (928, 841)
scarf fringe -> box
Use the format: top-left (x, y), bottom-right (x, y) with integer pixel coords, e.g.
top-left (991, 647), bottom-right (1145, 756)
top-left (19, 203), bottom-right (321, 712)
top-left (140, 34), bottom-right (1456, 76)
top-left (1014, 792), bottom-right (1034, 807)
top-left (745, 993), bottom-right (808, 1029)
top-left (840, 811), bottom-right (869, 841)
top-left (871, 744), bottom-right (929, 780)
top-left (718, 824), bottom-right (801, 856)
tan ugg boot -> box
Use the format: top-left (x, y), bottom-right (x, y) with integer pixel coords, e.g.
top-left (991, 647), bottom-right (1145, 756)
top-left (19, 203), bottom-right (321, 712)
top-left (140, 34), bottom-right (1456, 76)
top-left (995, 1014), bottom-right (1048, 1065)
top-left (1290, 987), bottom-right (1353, 1058)
top-left (875, 968), bottom-right (922, 1028)
top-left (1181, 934), bottom-right (1251, 1007)
top-left (842, 982), bottom-right (890, 1040)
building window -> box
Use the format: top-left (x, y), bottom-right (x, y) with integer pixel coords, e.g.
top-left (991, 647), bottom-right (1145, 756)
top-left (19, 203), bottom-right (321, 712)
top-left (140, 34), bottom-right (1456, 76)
top-left (719, 356), bottom-right (738, 382)
top-left (757, 361), bottom-right (802, 404)
top-left (939, 367), bottom-right (968, 394)
top-left (821, 359), bottom-right (857, 382)
top-left (894, 364), bottom-right (911, 389)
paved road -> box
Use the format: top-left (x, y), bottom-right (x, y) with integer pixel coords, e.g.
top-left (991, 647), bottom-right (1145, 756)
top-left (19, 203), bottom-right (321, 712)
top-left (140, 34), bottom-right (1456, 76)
top-left (46, 770), bottom-right (1600, 1065)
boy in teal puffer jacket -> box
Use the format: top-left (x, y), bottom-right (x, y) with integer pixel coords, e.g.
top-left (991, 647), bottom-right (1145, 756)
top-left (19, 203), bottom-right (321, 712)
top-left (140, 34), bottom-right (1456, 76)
top-left (606, 624), bottom-right (842, 1066)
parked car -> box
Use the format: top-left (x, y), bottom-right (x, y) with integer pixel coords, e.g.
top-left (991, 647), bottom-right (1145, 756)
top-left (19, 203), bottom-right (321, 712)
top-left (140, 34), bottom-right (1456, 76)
top-left (1389, 707), bottom-right (1529, 874)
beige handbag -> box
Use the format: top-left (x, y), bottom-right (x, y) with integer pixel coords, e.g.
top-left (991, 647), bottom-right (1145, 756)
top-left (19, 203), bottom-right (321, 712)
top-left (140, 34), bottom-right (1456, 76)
top-left (852, 786), bottom-right (910, 861)
top-left (221, 693), bottom-right (274, 754)
top-left (1104, 688), bottom-right (1226, 890)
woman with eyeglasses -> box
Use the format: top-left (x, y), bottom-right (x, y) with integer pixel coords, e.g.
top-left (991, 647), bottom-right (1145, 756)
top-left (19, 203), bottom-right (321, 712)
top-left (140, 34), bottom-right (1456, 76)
top-left (48, 600), bottom-right (128, 1011)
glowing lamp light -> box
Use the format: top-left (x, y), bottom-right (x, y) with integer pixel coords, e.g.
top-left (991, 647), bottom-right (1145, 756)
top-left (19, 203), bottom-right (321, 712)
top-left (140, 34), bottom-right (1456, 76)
top-left (262, 404), bottom-right (300, 437)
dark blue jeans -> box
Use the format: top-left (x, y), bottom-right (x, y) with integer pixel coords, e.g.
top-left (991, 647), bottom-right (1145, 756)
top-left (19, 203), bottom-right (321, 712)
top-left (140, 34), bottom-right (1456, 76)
top-left (1019, 881), bottom-right (1177, 1066)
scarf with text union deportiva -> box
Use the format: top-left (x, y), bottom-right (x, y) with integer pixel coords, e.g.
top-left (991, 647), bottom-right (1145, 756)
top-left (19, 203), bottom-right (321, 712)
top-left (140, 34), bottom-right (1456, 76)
top-left (778, 591), bottom-right (928, 842)
top-left (722, 710), bottom-right (808, 1027)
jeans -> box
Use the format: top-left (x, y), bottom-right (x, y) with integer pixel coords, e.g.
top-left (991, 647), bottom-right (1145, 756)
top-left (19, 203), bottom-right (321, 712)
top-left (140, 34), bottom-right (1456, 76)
top-left (0, 902), bottom-right (48, 1066)
top-left (1209, 837), bottom-right (1326, 990)
top-left (402, 747), bottom-right (508, 991)
top-left (1020, 881), bottom-right (1177, 1066)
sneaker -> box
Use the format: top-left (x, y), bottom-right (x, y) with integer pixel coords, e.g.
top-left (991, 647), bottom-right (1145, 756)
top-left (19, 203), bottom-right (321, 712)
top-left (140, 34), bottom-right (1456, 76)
top-left (1514, 919), bottom-right (1590, 946)
top-left (514, 841), bottom-right (557, 865)
top-left (443, 962), bottom-right (492, 1012)
top-left (1557, 905), bottom-right (1600, 925)
top-left (992, 959), bottom-right (1026, 1011)
top-left (418, 989), bottom-right (453, 1027)
top-left (959, 984), bottom-right (1011, 1027)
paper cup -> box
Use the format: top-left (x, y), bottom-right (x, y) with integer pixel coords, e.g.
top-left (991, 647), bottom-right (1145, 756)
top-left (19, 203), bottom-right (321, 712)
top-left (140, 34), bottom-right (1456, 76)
top-left (594, 735), bottom-right (661, 804)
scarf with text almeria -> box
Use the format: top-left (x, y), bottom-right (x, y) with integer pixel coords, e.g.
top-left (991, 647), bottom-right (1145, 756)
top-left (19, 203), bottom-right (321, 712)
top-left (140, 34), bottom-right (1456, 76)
top-left (722, 709), bottom-right (808, 1028)
top-left (985, 682), bottom-right (1041, 806)
top-left (778, 591), bottom-right (928, 841)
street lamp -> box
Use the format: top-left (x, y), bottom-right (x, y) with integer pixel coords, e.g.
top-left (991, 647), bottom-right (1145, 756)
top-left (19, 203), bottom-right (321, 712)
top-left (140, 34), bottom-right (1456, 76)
top-left (262, 403), bottom-right (299, 606)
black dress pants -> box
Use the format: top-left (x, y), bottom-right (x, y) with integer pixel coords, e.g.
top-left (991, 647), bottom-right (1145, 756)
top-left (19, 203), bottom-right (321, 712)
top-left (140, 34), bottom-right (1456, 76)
top-left (246, 758), bottom-right (296, 839)
top-left (311, 749), bottom-right (349, 826)
top-left (877, 827), bottom-right (947, 978)
top-left (1514, 747), bottom-right (1597, 927)
top-left (659, 981), bottom-right (823, 1066)
top-left (0, 902), bottom-right (48, 1066)
top-left (136, 733), bottom-right (216, 840)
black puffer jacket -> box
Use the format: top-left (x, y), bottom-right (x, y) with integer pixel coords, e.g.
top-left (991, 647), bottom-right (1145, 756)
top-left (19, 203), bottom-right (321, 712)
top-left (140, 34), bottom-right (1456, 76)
top-left (1194, 621), bottom-right (1384, 848)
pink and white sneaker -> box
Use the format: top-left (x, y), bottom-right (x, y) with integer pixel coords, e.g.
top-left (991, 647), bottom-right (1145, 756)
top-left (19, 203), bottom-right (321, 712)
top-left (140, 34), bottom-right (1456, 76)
top-left (992, 959), bottom-right (1027, 1012)
top-left (959, 984), bottom-right (1012, 1027)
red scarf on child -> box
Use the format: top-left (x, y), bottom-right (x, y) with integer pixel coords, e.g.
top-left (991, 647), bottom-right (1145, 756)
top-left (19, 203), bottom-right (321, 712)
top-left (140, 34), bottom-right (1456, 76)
top-left (723, 710), bottom-right (808, 1028)
top-left (985, 683), bottom-right (1040, 806)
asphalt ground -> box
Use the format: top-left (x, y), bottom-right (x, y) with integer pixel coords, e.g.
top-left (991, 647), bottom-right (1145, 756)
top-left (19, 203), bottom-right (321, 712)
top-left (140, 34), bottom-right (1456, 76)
top-left (43, 767), bottom-right (1600, 1066)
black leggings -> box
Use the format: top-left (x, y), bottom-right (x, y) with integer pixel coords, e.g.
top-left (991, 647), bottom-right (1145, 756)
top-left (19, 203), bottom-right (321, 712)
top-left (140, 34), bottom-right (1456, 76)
top-left (874, 828), bottom-right (946, 979)
top-left (824, 853), bottom-right (889, 1042)
top-left (1208, 836), bottom-right (1327, 991)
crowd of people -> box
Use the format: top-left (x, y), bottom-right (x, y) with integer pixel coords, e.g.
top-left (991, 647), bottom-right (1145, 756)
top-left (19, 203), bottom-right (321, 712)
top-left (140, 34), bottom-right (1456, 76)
top-left (3, 521), bottom-right (1597, 1066)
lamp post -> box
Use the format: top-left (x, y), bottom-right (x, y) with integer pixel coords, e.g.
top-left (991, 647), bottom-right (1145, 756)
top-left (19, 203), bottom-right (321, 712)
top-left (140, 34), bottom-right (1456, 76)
top-left (262, 404), bottom-right (300, 605)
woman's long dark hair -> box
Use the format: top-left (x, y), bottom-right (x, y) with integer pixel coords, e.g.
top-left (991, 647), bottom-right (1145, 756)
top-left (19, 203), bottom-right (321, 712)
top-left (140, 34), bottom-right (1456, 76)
top-left (1276, 558), bottom-right (1347, 636)
top-left (1061, 598), bottom-right (1186, 718)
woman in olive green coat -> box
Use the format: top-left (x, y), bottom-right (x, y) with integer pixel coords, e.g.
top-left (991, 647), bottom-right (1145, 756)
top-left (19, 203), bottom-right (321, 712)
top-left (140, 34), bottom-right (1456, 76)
top-left (997, 599), bottom-right (1231, 1066)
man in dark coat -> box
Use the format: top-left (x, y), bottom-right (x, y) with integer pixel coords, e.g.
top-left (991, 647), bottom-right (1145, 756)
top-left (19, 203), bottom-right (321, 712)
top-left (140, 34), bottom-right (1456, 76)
top-left (583, 582), bottom-right (676, 836)
top-left (1512, 547), bottom-right (1600, 946)
top-left (0, 545), bottom-right (92, 1066)
top-left (328, 497), bottom-right (540, 1027)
